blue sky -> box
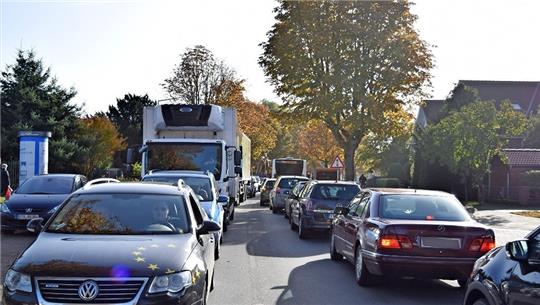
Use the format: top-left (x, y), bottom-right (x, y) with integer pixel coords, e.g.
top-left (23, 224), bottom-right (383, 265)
top-left (2, 0), bottom-right (539, 114)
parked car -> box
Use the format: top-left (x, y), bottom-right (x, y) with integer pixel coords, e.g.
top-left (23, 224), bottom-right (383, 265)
top-left (463, 225), bottom-right (539, 305)
top-left (259, 178), bottom-right (276, 206)
top-left (246, 177), bottom-right (258, 198)
top-left (269, 176), bottom-right (310, 214)
top-left (284, 181), bottom-right (308, 219)
top-left (2, 182), bottom-right (219, 305)
top-left (0, 174), bottom-right (87, 234)
top-left (290, 180), bottom-right (360, 238)
top-left (142, 170), bottom-right (226, 259)
top-left (330, 188), bottom-right (496, 287)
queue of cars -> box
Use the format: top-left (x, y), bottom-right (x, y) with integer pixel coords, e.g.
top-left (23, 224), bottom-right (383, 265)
top-left (1, 172), bottom-right (227, 305)
top-left (267, 175), bottom-right (539, 304)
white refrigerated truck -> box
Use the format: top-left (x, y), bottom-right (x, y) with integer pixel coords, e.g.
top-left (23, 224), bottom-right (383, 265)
top-left (271, 157), bottom-right (307, 178)
top-left (141, 104), bottom-right (251, 211)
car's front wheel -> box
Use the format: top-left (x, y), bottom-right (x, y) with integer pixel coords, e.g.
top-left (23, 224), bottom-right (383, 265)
top-left (330, 234), bottom-right (341, 261)
top-left (472, 298), bottom-right (490, 305)
top-left (355, 246), bottom-right (373, 286)
top-left (298, 216), bottom-right (308, 239)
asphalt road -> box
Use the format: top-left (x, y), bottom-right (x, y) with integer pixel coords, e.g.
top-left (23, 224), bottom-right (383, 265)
top-left (0, 195), bottom-right (532, 305)
top-left (208, 197), bottom-right (466, 305)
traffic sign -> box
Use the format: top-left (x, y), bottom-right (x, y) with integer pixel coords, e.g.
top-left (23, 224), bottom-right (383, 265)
top-left (330, 156), bottom-right (344, 168)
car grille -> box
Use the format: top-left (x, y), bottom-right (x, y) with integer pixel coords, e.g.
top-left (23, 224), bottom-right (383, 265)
top-left (12, 207), bottom-right (47, 213)
top-left (37, 279), bottom-right (145, 304)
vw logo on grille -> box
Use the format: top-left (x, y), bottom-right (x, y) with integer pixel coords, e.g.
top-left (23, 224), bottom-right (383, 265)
top-left (25, 208), bottom-right (33, 213)
top-left (437, 225), bottom-right (445, 232)
top-left (78, 280), bottom-right (99, 301)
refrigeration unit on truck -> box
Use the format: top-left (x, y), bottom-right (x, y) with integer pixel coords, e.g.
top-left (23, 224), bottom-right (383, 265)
top-left (271, 157), bottom-right (307, 178)
top-left (141, 104), bottom-right (251, 208)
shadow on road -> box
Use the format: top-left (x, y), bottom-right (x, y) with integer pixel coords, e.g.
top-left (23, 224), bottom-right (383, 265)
top-left (473, 214), bottom-right (511, 226)
top-left (275, 259), bottom-right (464, 305)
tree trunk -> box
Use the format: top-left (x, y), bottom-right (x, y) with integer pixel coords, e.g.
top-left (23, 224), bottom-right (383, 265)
top-left (344, 141), bottom-right (358, 181)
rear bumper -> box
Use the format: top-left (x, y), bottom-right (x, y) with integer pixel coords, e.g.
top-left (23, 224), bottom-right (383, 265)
top-left (362, 251), bottom-right (477, 279)
top-left (302, 213), bottom-right (333, 230)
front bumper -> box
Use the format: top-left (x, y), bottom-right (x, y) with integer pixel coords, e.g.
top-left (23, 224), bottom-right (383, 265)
top-left (3, 281), bottom-right (205, 305)
top-left (1, 213), bottom-right (51, 231)
top-left (362, 251), bottom-right (477, 279)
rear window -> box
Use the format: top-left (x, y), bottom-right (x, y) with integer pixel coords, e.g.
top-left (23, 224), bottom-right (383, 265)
top-left (379, 195), bottom-right (470, 221)
top-left (265, 180), bottom-right (276, 189)
top-left (278, 178), bottom-right (308, 189)
top-left (310, 184), bottom-right (360, 200)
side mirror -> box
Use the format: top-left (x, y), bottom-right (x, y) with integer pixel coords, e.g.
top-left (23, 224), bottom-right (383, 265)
top-left (506, 240), bottom-right (529, 262)
top-left (27, 218), bottom-right (44, 233)
top-left (234, 151), bottom-right (242, 166)
top-left (234, 166), bottom-right (242, 175)
top-left (217, 195), bottom-right (229, 204)
top-left (198, 220), bottom-right (221, 235)
top-left (466, 206), bottom-right (477, 214)
top-left (334, 206), bottom-right (349, 215)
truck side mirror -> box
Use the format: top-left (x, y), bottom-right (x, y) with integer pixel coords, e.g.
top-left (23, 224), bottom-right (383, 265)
top-left (234, 166), bottom-right (242, 175)
top-left (234, 151), bottom-right (242, 166)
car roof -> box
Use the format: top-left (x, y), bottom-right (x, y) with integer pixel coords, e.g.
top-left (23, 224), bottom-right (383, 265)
top-left (144, 171), bottom-right (211, 179)
top-left (313, 180), bottom-right (358, 185)
top-left (31, 174), bottom-right (80, 179)
top-left (75, 182), bottom-right (188, 196)
top-left (367, 188), bottom-right (455, 197)
top-left (277, 176), bottom-right (309, 179)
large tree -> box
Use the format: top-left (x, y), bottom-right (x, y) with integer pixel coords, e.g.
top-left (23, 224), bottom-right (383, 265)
top-left (104, 93), bottom-right (156, 147)
top-left (76, 115), bottom-right (126, 176)
top-left (524, 106), bottom-right (540, 148)
top-left (297, 120), bottom-right (343, 168)
top-left (424, 101), bottom-right (529, 200)
top-left (260, 1), bottom-right (432, 180)
top-left (1, 50), bottom-right (83, 172)
top-left (163, 45), bottom-right (238, 104)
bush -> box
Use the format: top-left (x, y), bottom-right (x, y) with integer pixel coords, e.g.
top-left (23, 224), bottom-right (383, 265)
top-left (366, 177), bottom-right (402, 188)
top-left (521, 170), bottom-right (540, 187)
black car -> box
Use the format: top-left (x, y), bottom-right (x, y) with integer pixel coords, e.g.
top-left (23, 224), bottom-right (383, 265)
top-left (463, 225), bottom-right (540, 305)
top-left (1, 174), bottom-right (87, 233)
top-left (2, 182), bottom-right (219, 305)
top-left (290, 180), bottom-right (361, 239)
top-left (284, 181), bottom-right (307, 219)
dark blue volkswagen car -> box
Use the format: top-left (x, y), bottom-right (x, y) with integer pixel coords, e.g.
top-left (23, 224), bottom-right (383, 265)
top-left (0, 174), bottom-right (87, 233)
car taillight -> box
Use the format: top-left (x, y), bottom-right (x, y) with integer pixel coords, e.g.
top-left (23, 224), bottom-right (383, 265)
top-left (469, 236), bottom-right (496, 252)
top-left (379, 234), bottom-right (413, 249)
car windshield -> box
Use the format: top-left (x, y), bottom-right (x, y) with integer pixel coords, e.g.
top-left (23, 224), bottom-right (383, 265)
top-left (46, 193), bottom-right (189, 234)
top-left (311, 184), bottom-right (360, 201)
top-left (379, 195), bottom-right (470, 221)
top-left (278, 178), bottom-right (308, 189)
top-left (17, 176), bottom-right (74, 194)
top-left (143, 176), bottom-right (213, 201)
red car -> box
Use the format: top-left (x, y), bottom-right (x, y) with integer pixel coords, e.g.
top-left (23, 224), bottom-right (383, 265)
top-left (330, 188), bottom-right (495, 287)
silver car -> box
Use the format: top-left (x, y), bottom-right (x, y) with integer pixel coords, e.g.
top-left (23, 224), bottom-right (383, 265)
top-left (269, 175), bottom-right (309, 214)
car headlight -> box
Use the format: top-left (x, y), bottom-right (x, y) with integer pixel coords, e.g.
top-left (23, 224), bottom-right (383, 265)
top-left (5, 269), bottom-right (32, 293)
top-left (1, 203), bottom-right (11, 214)
top-left (148, 271), bottom-right (192, 294)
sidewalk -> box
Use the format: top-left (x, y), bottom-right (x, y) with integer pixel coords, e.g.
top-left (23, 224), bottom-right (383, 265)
top-left (472, 205), bottom-right (539, 246)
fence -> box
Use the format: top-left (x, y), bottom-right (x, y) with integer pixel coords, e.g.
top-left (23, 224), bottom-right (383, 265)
top-left (482, 184), bottom-right (540, 205)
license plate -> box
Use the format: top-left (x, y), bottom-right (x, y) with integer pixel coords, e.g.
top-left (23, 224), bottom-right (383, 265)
top-left (420, 237), bottom-right (461, 249)
top-left (16, 214), bottom-right (39, 220)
